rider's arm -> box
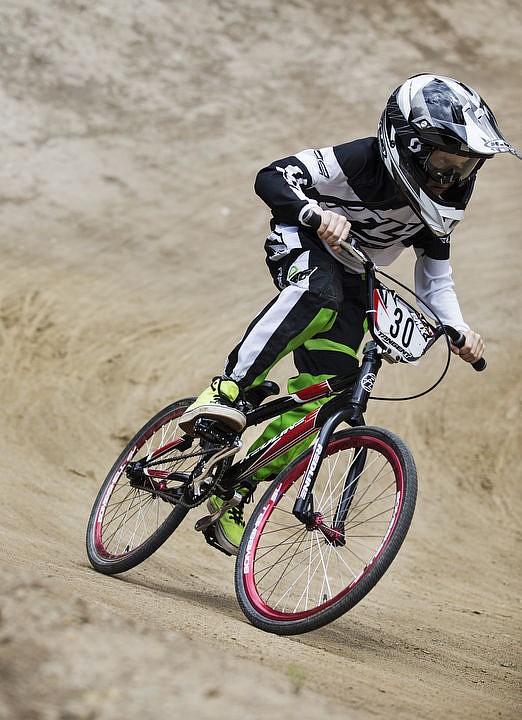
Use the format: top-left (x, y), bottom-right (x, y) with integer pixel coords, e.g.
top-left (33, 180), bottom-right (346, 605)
top-left (254, 146), bottom-right (353, 245)
top-left (414, 251), bottom-right (468, 330)
top-left (254, 146), bottom-right (352, 225)
top-left (254, 153), bottom-right (320, 225)
top-left (414, 251), bottom-right (484, 362)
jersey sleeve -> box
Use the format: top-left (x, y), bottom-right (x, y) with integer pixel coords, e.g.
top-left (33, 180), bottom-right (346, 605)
top-left (254, 146), bottom-right (348, 225)
top-left (414, 250), bottom-right (469, 331)
top-left (403, 226), bottom-right (451, 260)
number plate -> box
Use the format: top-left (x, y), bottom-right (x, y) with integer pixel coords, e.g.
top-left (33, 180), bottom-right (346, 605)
top-left (372, 286), bottom-right (435, 362)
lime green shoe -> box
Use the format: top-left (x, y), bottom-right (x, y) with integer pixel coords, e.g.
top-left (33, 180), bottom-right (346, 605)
top-left (179, 377), bottom-right (246, 436)
top-left (207, 493), bottom-right (247, 555)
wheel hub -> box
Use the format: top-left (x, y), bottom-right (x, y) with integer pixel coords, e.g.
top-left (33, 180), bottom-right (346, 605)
top-left (306, 512), bottom-right (346, 546)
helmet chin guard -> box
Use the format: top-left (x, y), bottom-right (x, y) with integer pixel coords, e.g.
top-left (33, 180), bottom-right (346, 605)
top-left (378, 73), bottom-right (520, 237)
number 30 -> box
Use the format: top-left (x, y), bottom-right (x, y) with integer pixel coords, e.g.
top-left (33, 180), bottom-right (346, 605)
top-left (390, 308), bottom-right (414, 347)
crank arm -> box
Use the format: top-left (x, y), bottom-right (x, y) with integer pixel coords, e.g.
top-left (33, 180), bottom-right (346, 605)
top-left (191, 438), bottom-right (242, 497)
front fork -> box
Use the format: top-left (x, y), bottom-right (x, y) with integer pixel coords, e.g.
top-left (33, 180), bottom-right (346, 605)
top-left (292, 341), bottom-right (382, 529)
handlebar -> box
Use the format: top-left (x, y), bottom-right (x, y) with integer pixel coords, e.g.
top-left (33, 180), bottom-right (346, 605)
top-left (304, 209), bottom-right (375, 267)
top-left (302, 209), bottom-right (487, 372)
top-left (302, 208), bottom-right (322, 231)
top-left (444, 326), bottom-right (487, 372)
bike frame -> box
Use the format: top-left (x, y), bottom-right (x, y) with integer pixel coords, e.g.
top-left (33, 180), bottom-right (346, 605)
top-left (222, 340), bottom-right (379, 479)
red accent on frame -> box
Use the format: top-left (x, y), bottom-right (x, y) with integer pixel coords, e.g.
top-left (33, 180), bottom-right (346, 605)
top-left (292, 380), bottom-right (332, 403)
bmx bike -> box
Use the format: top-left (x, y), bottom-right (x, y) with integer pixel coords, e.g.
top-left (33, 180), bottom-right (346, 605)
top-left (86, 232), bottom-right (485, 635)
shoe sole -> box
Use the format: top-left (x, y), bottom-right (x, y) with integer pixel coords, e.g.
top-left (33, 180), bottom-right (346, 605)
top-left (179, 404), bottom-right (246, 435)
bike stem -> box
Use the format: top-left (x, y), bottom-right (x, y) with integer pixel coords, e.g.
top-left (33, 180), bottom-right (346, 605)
top-left (348, 340), bottom-right (383, 422)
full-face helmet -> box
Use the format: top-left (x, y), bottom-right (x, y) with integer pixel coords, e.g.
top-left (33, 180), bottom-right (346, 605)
top-left (378, 74), bottom-right (520, 237)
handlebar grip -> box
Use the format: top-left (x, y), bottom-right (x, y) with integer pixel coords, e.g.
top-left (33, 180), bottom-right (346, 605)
top-left (471, 357), bottom-right (487, 372)
top-left (446, 327), bottom-right (487, 372)
top-left (301, 208), bottom-right (322, 232)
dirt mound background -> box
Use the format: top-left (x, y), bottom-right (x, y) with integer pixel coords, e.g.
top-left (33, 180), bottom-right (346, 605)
top-left (0, 1), bottom-right (520, 718)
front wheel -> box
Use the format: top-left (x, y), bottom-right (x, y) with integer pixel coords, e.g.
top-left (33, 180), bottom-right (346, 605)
top-left (235, 426), bottom-right (417, 635)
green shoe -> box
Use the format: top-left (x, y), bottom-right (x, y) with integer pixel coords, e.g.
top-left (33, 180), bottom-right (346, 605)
top-left (179, 377), bottom-right (246, 435)
top-left (207, 493), bottom-right (247, 556)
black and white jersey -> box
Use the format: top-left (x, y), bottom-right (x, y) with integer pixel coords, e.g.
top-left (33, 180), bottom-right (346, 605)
top-left (255, 137), bottom-right (454, 266)
top-left (255, 137), bottom-right (469, 330)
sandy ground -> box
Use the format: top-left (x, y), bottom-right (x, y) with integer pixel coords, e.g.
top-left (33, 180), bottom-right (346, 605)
top-left (0, 1), bottom-right (521, 718)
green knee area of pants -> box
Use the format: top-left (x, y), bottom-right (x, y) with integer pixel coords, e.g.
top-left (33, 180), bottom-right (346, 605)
top-left (248, 373), bottom-right (335, 483)
top-left (245, 306), bottom-right (338, 394)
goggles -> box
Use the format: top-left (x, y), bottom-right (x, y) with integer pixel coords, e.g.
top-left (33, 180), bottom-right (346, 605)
top-left (424, 149), bottom-right (481, 185)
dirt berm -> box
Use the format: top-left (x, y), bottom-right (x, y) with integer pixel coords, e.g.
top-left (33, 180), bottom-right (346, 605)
top-left (0, 2), bottom-right (520, 719)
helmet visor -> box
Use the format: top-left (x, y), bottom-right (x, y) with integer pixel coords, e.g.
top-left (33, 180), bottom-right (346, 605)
top-left (424, 149), bottom-right (481, 185)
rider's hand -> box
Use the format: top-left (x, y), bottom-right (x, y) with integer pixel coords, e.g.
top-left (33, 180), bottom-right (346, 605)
top-left (317, 209), bottom-right (351, 252)
top-left (451, 329), bottom-right (485, 364)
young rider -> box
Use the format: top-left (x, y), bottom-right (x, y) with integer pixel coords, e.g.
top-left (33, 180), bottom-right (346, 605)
top-left (179, 73), bottom-right (520, 555)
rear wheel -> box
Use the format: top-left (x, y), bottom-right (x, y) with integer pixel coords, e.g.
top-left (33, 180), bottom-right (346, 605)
top-left (86, 399), bottom-right (198, 574)
top-left (235, 426), bottom-right (417, 635)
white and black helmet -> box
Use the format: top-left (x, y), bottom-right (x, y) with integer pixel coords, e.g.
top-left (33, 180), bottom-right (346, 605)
top-left (378, 74), bottom-right (520, 237)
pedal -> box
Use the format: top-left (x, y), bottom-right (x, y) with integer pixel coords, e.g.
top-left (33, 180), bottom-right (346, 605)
top-left (194, 418), bottom-right (239, 444)
top-left (194, 491), bottom-right (243, 533)
top-left (201, 524), bottom-right (233, 557)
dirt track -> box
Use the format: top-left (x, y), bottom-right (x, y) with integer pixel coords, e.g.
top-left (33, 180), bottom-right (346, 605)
top-left (0, 2), bottom-right (521, 719)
